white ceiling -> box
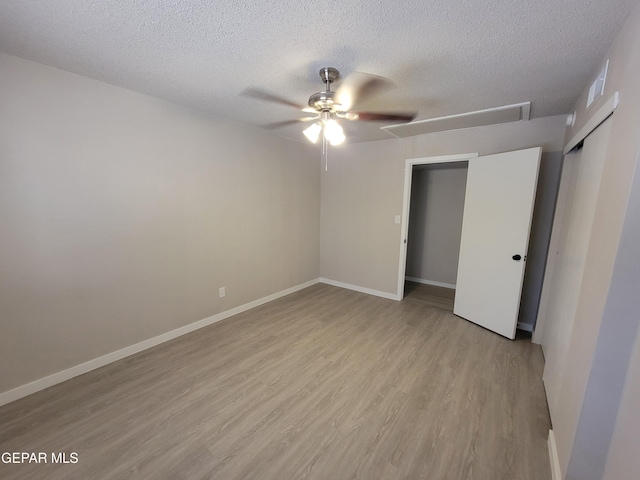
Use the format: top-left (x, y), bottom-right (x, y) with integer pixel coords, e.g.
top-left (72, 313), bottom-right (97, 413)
top-left (0, 0), bottom-right (637, 143)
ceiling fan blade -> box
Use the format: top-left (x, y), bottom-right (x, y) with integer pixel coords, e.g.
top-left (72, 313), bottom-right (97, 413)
top-left (351, 111), bottom-right (417, 123)
top-left (241, 88), bottom-right (305, 109)
top-left (334, 72), bottom-right (394, 111)
top-left (260, 117), bottom-right (318, 129)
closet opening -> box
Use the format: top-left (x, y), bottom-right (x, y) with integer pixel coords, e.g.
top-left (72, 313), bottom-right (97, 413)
top-left (403, 161), bottom-right (468, 311)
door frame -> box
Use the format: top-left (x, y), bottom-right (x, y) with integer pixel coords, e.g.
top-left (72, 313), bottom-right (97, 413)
top-left (396, 152), bottom-right (479, 299)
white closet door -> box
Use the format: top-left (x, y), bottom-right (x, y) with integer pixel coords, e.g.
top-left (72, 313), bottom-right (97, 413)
top-left (453, 147), bottom-right (541, 339)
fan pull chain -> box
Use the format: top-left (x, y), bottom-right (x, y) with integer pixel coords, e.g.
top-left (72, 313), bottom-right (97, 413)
top-left (323, 134), bottom-right (328, 171)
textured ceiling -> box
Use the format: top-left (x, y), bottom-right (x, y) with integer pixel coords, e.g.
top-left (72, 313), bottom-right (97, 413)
top-left (0, 0), bottom-right (638, 143)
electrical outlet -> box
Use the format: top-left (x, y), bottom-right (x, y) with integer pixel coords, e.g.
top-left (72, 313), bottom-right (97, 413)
top-left (219, 287), bottom-right (225, 298)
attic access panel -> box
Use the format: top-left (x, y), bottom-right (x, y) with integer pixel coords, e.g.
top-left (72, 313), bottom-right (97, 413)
top-left (382, 102), bottom-right (531, 138)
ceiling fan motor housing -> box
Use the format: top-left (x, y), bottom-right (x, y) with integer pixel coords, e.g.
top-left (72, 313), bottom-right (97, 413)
top-left (308, 90), bottom-right (339, 111)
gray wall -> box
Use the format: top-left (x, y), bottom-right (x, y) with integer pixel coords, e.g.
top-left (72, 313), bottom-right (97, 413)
top-left (534, 2), bottom-right (640, 478)
top-left (319, 138), bottom-right (406, 295)
top-left (405, 163), bottom-right (467, 287)
top-left (0, 53), bottom-right (320, 395)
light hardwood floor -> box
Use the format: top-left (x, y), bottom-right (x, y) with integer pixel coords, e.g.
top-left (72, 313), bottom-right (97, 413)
top-left (0, 283), bottom-right (550, 480)
top-left (403, 281), bottom-right (456, 311)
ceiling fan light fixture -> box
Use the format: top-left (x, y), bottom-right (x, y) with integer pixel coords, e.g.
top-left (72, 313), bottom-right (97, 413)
top-left (328, 131), bottom-right (345, 146)
top-left (303, 122), bottom-right (322, 143)
top-left (324, 119), bottom-right (345, 146)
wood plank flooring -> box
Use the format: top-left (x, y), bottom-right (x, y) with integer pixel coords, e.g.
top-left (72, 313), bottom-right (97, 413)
top-left (403, 281), bottom-right (456, 311)
top-left (0, 283), bottom-right (550, 480)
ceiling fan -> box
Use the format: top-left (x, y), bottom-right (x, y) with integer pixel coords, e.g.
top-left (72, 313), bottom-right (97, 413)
top-left (242, 67), bottom-right (417, 145)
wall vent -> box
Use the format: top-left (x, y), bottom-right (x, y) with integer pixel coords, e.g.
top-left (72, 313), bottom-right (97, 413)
top-left (587, 60), bottom-right (609, 110)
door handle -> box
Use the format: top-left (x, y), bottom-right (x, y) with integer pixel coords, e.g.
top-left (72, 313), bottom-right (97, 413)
top-left (512, 254), bottom-right (522, 261)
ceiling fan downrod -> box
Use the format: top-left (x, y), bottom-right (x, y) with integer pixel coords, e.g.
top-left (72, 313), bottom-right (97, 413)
top-left (320, 67), bottom-right (339, 92)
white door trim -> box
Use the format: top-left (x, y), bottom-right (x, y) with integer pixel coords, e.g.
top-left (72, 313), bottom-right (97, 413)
top-left (396, 152), bottom-right (479, 299)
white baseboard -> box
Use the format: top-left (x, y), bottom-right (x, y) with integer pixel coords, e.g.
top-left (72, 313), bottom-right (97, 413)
top-left (517, 322), bottom-right (534, 332)
top-left (405, 276), bottom-right (456, 290)
top-left (548, 429), bottom-right (562, 480)
top-left (319, 278), bottom-right (400, 301)
top-left (0, 278), bottom-right (320, 407)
